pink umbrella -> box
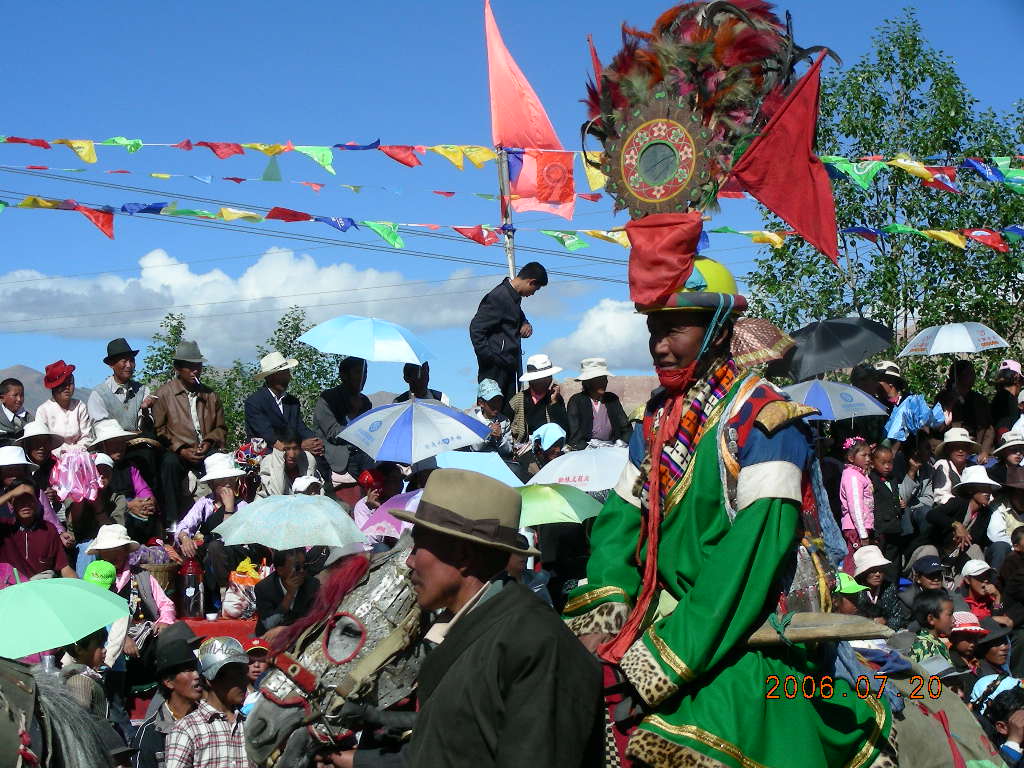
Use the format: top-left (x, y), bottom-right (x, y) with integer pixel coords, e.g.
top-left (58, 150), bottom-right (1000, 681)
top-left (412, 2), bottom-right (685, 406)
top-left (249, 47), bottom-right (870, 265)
top-left (361, 490), bottom-right (420, 539)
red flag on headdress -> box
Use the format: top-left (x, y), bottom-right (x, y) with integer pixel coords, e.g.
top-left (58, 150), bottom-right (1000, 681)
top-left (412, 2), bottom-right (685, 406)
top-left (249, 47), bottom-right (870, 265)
top-left (73, 205), bottom-right (115, 239)
top-left (730, 53), bottom-right (839, 264)
top-left (452, 225), bottom-right (499, 246)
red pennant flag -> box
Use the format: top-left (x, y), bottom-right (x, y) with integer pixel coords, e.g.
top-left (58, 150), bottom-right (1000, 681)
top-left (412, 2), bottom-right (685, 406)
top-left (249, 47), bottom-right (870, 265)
top-left (378, 145), bottom-right (422, 167)
top-left (452, 225), bottom-right (499, 246)
top-left (223, 177), bottom-right (247, 184)
top-left (25, 165), bottom-right (49, 170)
top-left (730, 53), bottom-right (839, 264)
top-left (282, 140), bottom-right (295, 153)
top-left (173, 139), bottom-right (193, 151)
top-left (265, 206), bottom-right (313, 222)
top-left (577, 192), bottom-right (602, 202)
top-left (301, 182), bottom-right (324, 193)
top-left (963, 228), bottom-right (1010, 252)
top-left (433, 190), bottom-right (456, 198)
top-left (196, 141), bottom-right (245, 159)
top-left (107, 169), bottom-right (131, 174)
top-left (922, 166), bottom-right (961, 194)
top-left (5, 137), bottom-right (51, 149)
top-left (73, 204), bottom-right (115, 239)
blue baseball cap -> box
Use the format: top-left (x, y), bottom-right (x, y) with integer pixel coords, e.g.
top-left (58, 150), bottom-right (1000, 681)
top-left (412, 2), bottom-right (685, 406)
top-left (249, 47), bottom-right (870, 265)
top-left (531, 423), bottom-right (567, 451)
top-left (913, 556), bottom-right (942, 575)
top-left (477, 379), bottom-right (502, 401)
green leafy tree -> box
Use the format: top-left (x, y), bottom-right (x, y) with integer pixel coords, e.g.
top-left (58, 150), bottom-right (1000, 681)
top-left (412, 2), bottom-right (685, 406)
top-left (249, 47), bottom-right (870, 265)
top-left (746, 10), bottom-right (1024, 395)
top-left (139, 313), bottom-right (187, 387)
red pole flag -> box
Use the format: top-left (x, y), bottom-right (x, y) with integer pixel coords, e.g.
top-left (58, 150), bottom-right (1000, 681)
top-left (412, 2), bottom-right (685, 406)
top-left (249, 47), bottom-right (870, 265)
top-left (730, 53), bottom-right (839, 264)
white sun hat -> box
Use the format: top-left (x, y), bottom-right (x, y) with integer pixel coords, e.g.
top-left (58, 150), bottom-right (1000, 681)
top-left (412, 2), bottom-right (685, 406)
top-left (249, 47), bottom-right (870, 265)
top-left (519, 354), bottom-right (562, 383)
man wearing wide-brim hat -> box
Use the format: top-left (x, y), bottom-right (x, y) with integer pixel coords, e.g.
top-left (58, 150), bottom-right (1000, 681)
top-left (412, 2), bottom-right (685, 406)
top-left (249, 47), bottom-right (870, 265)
top-left (244, 351), bottom-right (324, 462)
top-left (151, 340), bottom-right (227, 521)
top-left (507, 353), bottom-right (569, 444)
top-left (87, 338), bottom-right (155, 432)
top-left (562, 216), bottom-right (890, 765)
top-left (926, 464), bottom-right (1001, 563)
top-left (873, 360), bottom-right (907, 410)
top-left (326, 468), bottom-right (602, 768)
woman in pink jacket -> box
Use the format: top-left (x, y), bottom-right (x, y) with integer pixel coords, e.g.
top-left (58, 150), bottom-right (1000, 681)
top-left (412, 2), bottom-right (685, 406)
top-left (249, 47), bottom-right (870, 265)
top-left (840, 436), bottom-right (874, 573)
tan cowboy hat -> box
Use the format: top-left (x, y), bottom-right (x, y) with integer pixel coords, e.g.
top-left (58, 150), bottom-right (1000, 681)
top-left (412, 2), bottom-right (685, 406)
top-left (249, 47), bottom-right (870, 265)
top-left (255, 351), bottom-right (299, 380)
top-left (89, 419), bottom-right (138, 451)
top-left (935, 427), bottom-right (980, 457)
top-left (87, 524), bottom-right (141, 554)
top-left (391, 468), bottom-right (538, 556)
top-left (575, 357), bottom-right (614, 382)
top-left (16, 422), bottom-right (63, 451)
top-left (519, 354), bottom-right (562, 383)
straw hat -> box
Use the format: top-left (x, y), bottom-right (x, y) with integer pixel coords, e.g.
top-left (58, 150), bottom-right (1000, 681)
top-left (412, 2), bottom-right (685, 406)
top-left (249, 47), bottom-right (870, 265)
top-left (994, 431), bottom-right (1024, 455)
top-left (198, 453), bottom-right (246, 483)
top-left (16, 422), bottom-right (63, 451)
top-left (391, 468), bottom-right (537, 555)
top-left (0, 445), bottom-right (38, 472)
top-left (519, 354), bottom-right (562, 383)
top-left (87, 524), bottom-right (141, 554)
top-left (852, 545), bottom-right (891, 577)
top-left (953, 465), bottom-right (1001, 494)
top-left (575, 358), bottom-right (614, 382)
top-left (935, 427), bottom-right (980, 456)
top-left (90, 419), bottom-right (138, 451)
top-left (254, 351), bottom-right (298, 381)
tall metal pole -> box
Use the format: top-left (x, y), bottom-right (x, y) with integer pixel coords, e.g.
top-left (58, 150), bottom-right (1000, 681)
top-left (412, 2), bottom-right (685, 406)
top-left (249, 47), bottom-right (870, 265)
top-left (496, 146), bottom-right (517, 279)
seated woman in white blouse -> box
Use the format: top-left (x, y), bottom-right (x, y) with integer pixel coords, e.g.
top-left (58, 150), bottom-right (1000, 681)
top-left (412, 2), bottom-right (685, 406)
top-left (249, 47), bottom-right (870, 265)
top-left (35, 360), bottom-right (93, 456)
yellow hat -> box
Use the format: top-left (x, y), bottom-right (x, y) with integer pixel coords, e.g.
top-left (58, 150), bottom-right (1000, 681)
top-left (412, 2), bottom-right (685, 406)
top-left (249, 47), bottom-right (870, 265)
top-left (638, 257), bottom-right (748, 314)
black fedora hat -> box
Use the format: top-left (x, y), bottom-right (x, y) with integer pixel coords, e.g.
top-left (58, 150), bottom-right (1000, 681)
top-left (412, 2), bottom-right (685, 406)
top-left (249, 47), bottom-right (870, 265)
top-left (103, 337), bottom-right (140, 365)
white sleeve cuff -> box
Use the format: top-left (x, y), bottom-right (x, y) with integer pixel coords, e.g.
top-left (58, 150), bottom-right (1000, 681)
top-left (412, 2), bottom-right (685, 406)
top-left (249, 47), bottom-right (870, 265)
top-left (736, 461), bottom-right (802, 511)
top-left (614, 461), bottom-right (642, 508)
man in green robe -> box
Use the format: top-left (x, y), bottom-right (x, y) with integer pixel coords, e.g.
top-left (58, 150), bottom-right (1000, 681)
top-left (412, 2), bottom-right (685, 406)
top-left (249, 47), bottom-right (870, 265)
top-left (563, 248), bottom-right (892, 768)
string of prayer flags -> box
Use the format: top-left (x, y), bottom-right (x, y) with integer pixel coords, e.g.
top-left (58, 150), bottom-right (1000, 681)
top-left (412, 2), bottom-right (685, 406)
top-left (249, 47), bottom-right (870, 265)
top-left (539, 229), bottom-right (588, 251)
top-left (362, 220), bottom-right (404, 248)
top-left (100, 137), bottom-right (143, 153)
top-left (293, 146), bottom-right (335, 175)
top-left (265, 207), bottom-right (312, 222)
top-left (452, 225), bottom-right (499, 246)
top-left (53, 139), bottom-right (97, 164)
top-left (964, 228), bottom-right (1010, 252)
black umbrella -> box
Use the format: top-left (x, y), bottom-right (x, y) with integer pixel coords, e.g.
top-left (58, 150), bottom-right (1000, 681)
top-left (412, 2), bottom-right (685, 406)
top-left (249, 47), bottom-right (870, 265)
top-left (767, 318), bottom-right (893, 381)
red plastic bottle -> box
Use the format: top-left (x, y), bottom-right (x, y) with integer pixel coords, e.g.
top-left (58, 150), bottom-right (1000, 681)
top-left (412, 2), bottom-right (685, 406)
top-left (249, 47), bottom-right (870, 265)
top-left (177, 557), bottom-right (205, 618)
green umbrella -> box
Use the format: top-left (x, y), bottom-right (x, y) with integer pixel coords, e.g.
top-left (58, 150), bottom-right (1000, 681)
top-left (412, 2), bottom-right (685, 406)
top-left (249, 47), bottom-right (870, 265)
top-left (0, 578), bottom-right (129, 659)
top-left (518, 484), bottom-right (602, 527)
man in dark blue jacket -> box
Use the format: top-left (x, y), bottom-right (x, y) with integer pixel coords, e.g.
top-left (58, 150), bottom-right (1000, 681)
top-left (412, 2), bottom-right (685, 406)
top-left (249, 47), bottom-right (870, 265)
top-left (469, 262), bottom-right (547, 401)
top-left (244, 351), bottom-right (324, 461)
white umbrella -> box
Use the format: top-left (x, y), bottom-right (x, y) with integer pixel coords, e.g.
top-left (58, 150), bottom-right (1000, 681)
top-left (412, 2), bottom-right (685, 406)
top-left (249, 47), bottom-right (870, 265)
top-left (781, 380), bottom-right (888, 421)
top-left (340, 400), bottom-right (489, 464)
top-left (898, 322), bottom-right (1009, 357)
top-left (527, 447), bottom-right (628, 492)
top-left (297, 315), bottom-right (433, 364)
top-left (213, 494), bottom-right (369, 550)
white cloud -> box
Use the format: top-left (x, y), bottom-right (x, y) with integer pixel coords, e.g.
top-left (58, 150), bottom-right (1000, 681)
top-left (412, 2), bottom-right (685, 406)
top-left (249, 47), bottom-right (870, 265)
top-left (545, 298), bottom-right (651, 370)
top-left (0, 247), bottom-right (525, 364)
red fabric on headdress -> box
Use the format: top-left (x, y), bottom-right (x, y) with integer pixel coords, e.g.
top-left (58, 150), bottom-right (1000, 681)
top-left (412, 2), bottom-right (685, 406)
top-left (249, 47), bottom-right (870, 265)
top-left (625, 212), bottom-right (704, 307)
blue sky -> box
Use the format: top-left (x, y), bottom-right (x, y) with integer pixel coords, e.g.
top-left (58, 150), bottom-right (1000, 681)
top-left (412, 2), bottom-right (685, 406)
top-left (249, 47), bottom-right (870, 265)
top-left (0, 0), bottom-right (1020, 406)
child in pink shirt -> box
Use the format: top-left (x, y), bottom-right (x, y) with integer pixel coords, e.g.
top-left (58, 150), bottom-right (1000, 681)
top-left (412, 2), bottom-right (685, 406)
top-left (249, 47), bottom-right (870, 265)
top-left (840, 436), bottom-right (874, 573)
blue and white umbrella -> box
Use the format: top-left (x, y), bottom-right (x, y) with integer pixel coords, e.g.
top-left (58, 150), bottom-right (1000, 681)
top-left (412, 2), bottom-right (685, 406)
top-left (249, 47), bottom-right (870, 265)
top-left (297, 314), bottom-right (433, 364)
top-left (781, 380), bottom-right (888, 421)
top-left (340, 400), bottom-right (490, 464)
top-left (433, 450), bottom-right (523, 487)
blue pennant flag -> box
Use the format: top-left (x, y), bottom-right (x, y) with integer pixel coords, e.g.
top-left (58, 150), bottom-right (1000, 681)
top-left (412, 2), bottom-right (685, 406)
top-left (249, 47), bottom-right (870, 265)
top-left (959, 158), bottom-right (1004, 183)
top-left (696, 230), bottom-right (709, 253)
top-left (315, 216), bottom-right (358, 232)
top-left (190, 175), bottom-right (212, 184)
top-left (333, 139), bottom-right (381, 151)
top-left (121, 202), bottom-right (169, 215)
top-left (840, 226), bottom-right (884, 243)
top-left (505, 149), bottom-right (524, 184)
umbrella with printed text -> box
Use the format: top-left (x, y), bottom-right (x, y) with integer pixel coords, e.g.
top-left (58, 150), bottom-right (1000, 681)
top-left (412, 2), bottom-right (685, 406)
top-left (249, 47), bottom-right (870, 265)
top-left (0, 578), bottom-right (129, 659)
top-left (781, 380), bottom-right (888, 421)
top-left (527, 447), bottom-right (628, 492)
top-left (340, 400), bottom-right (489, 464)
top-left (897, 322), bottom-right (1009, 357)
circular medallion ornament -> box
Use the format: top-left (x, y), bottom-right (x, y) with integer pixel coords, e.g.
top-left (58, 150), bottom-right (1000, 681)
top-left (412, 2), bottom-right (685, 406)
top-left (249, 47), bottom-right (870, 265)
top-left (601, 99), bottom-right (714, 217)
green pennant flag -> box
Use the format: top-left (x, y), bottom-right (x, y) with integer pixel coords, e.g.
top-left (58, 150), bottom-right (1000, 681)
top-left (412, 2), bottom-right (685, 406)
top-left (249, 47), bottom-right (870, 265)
top-left (261, 155), bottom-right (283, 182)
top-left (474, 193), bottom-right (496, 200)
top-left (0, 200), bottom-right (7, 214)
top-left (361, 220), bottom-right (404, 248)
top-left (994, 157), bottom-right (1024, 194)
top-left (881, 223), bottom-right (925, 236)
top-left (709, 226), bottom-right (743, 234)
top-left (820, 156), bottom-right (886, 190)
top-left (293, 146), bottom-right (336, 175)
top-left (341, 184), bottom-right (363, 194)
top-left (161, 202), bottom-right (215, 218)
top-left (540, 230), bottom-right (589, 251)
top-left (100, 136), bottom-right (144, 153)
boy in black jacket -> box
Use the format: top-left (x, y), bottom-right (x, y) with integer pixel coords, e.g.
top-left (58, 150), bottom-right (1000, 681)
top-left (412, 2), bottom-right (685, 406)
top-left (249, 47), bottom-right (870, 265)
top-left (871, 445), bottom-right (905, 583)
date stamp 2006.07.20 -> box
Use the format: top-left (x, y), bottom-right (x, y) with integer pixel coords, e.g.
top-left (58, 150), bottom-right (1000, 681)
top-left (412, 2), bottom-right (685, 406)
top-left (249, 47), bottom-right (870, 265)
top-left (766, 674), bottom-right (943, 700)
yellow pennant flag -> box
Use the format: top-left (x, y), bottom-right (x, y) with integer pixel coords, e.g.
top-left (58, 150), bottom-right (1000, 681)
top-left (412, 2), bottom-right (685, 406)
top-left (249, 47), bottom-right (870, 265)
top-left (887, 154), bottom-right (933, 181)
top-left (582, 229), bottom-right (630, 248)
top-left (53, 139), bottom-right (97, 164)
top-left (242, 143), bottom-right (288, 156)
top-left (582, 151), bottom-right (607, 191)
top-left (922, 229), bottom-right (967, 249)
top-left (744, 230), bottom-right (787, 248)
top-left (463, 146), bottom-right (497, 168)
top-left (218, 207), bottom-right (264, 222)
top-left (17, 196), bottom-right (61, 209)
top-left (430, 145), bottom-right (464, 170)
top-left (150, 173), bottom-right (172, 179)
